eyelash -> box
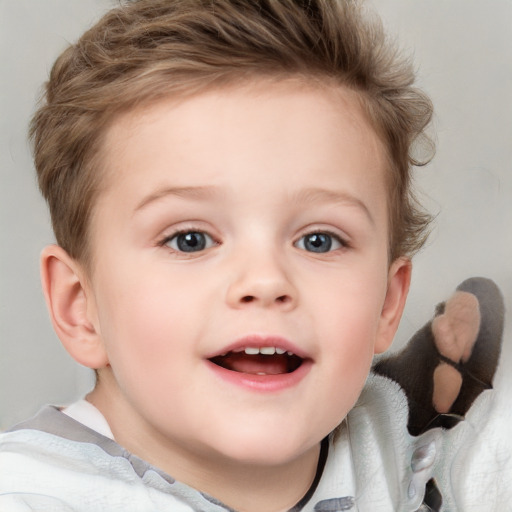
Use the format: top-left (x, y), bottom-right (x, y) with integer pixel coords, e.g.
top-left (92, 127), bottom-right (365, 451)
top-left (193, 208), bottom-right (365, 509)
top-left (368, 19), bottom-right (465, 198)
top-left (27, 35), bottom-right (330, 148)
top-left (294, 230), bottom-right (349, 253)
top-left (158, 229), bottom-right (218, 254)
top-left (157, 228), bottom-right (349, 255)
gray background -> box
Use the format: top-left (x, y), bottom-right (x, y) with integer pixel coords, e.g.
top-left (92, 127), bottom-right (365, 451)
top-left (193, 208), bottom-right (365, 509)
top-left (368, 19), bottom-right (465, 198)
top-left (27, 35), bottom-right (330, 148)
top-left (1, 1), bottom-right (511, 429)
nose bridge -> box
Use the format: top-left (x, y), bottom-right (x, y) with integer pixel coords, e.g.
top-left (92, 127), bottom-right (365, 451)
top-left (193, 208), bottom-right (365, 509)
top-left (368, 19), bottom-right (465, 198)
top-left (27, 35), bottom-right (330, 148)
top-left (225, 238), bottom-right (296, 309)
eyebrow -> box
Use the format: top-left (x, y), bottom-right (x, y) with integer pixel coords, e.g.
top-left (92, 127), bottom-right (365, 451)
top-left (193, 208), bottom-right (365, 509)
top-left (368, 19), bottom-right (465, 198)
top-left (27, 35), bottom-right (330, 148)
top-left (133, 184), bottom-right (375, 224)
top-left (292, 187), bottom-right (375, 225)
top-left (134, 185), bottom-right (219, 213)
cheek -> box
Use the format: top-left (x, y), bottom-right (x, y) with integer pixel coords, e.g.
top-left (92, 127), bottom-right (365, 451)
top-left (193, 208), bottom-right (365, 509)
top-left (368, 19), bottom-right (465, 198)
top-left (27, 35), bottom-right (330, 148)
top-left (314, 271), bottom-right (387, 338)
top-left (321, 329), bottom-right (375, 430)
top-left (312, 270), bottom-right (387, 407)
top-left (95, 275), bottom-right (187, 371)
top-left (323, 317), bottom-right (375, 387)
top-left (98, 291), bottom-right (193, 414)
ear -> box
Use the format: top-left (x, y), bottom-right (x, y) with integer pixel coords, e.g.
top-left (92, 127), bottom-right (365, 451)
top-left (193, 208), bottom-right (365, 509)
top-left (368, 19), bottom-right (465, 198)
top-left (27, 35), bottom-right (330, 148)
top-left (40, 245), bottom-right (109, 369)
top-left (374, 257), bottom-right (412, 354)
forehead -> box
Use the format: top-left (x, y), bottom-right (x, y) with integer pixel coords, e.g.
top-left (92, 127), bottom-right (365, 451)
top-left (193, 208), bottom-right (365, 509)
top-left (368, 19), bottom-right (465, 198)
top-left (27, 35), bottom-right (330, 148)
top-left (98, 79), bottom-right (388, 191)
top-left (93, 80), bottom-right (386, 223)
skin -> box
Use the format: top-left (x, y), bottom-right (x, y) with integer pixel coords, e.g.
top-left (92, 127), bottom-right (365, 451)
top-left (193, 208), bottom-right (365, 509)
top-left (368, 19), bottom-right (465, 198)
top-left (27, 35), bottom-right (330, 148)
top-left (41, 80), bottom-right (411, 512)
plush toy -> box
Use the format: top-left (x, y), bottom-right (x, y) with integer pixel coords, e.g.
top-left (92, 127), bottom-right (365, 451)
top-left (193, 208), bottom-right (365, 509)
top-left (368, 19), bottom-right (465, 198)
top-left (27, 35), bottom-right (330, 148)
top-left (374, 277), bottom-right (505, 511)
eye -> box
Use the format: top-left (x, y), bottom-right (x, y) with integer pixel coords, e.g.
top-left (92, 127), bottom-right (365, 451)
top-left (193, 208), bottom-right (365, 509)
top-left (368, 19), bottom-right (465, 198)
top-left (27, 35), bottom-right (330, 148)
top-left (295, 232), bottom-right (344, 253)
top-left (164, 231), bottom-right (216, 253)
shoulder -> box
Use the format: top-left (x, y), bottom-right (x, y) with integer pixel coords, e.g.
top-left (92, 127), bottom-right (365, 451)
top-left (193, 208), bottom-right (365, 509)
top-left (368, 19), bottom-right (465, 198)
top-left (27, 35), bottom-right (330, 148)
top-left (0, 405), bottom-right (124, 471)
top-left (0, 407), bottom-right (122, 509)
top-left (0, 406), bottom-right (232, 512)
top-left (0, 407), bottom-right (146, 510)
top-left (346, 373), bottom-right (441, 511)
top-left (437, 383), bottom-right (512, 511)
top-left (355, 373), bottom-right (512, 512)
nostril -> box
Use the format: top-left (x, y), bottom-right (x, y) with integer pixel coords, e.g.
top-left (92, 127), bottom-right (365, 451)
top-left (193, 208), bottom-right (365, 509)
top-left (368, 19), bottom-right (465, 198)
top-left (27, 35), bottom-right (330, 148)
top-left (238, 294), bottom-right (292, 305)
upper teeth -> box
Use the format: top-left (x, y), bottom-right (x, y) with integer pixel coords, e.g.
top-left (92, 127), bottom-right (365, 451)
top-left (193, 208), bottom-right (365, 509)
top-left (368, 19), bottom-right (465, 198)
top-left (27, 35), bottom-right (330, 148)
top-left (244, 347), bottom-right (290, 356)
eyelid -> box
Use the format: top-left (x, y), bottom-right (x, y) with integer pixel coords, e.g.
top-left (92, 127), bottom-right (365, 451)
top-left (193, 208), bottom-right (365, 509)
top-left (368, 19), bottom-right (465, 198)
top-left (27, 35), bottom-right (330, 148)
top-left (157, 224), bottom-right (220, 252)
top-left (294, 228), bottom-right (350, 251)
top-left (166, 231), bottom-right (216, 250)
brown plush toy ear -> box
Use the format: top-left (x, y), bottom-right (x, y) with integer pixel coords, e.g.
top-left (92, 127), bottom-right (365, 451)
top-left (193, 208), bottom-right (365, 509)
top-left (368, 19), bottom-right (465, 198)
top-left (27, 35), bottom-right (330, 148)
top-left (373, 277), bottom-right (504, 437)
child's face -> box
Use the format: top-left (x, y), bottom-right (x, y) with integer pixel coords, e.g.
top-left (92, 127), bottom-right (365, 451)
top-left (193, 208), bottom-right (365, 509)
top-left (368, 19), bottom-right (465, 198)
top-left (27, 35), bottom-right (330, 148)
top-left (85, 81), bottom-right (408, 470)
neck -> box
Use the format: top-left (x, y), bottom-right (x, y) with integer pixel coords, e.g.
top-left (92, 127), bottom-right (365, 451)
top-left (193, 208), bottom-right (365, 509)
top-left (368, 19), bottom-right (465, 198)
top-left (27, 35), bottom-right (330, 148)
top-left (88, 380), bottom-right (322, 512)
top-left (175, 444), bottom-right (322, 512)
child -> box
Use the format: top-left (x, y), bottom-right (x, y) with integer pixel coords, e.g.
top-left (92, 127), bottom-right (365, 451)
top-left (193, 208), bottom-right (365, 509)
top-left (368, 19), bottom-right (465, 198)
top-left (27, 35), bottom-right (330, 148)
top-left (0, 1), bottom-right (508, 510)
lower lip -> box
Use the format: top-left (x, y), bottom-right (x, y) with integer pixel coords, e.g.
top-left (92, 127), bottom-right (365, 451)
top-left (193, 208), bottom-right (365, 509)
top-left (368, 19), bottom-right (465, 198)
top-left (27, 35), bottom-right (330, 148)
top-left (205, 359), bottom-right (312, 392)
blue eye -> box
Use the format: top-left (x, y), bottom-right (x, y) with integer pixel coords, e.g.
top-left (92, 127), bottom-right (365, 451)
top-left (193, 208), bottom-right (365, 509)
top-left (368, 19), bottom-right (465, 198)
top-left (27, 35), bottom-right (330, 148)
top-left (296, 232), bottom-right (343, 253)
top-left (165, 231), bottom-right (215, 253)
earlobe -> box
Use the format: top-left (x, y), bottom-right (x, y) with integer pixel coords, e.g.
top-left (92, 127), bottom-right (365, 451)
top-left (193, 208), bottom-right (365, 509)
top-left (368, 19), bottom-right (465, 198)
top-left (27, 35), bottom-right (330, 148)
top-left (374, 257), bottom-right (412, 354)
top-left (40, 245), bottom-right (109, 369)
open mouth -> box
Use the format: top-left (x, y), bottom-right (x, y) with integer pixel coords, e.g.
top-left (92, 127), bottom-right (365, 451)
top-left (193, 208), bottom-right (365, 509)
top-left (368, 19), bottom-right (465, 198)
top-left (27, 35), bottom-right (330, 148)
top-left (209, 347), bottom-right (304, 376)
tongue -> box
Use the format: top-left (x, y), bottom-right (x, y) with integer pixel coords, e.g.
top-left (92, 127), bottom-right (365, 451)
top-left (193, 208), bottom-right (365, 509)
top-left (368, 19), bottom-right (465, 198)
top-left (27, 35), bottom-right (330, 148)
top-left (213, 353), bottom-right (291, 375)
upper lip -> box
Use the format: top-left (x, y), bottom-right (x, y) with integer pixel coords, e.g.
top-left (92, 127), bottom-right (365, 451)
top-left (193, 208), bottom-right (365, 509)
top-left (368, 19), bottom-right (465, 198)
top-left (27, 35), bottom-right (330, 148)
top-left (205, 334), bottom-right (311, 360)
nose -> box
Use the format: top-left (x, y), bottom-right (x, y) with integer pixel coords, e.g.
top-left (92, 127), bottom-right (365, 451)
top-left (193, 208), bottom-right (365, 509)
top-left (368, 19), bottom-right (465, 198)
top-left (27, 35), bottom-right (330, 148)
top-left (225, 250), bottom-right (297, 311)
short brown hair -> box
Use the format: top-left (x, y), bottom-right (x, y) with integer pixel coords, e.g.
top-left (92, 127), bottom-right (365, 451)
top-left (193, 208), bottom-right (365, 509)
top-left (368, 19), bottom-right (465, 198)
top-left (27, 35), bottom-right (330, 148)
top-left (31, 0), bottom-right (433, 264)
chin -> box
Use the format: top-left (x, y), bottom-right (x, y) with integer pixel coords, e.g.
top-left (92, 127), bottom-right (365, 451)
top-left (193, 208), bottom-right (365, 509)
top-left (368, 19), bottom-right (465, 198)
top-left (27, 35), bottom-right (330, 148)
top-left (207, 427), bottom-right (320, 468)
